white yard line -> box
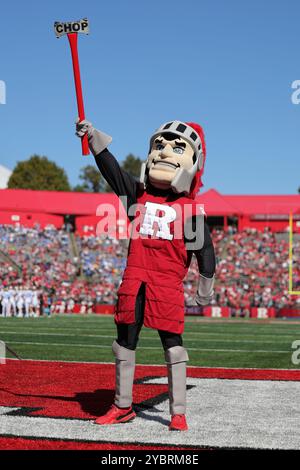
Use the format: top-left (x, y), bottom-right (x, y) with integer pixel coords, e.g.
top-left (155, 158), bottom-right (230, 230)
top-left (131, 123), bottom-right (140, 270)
top-left (6, 340), bottom-right (290, 353)
top-left (5, 356), bottom-right (299, 371)
top-left (1, 325), bottom-right (299, 338)
top-left (0, 330), bottom-right (294, 345)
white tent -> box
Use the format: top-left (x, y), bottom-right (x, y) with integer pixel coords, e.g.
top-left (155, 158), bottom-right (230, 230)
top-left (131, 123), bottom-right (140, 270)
top-left (0, 164), bottom-right (12, 189)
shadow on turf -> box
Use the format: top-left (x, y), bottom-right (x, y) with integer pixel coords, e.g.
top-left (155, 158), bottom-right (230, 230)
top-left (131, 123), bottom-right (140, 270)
top-left (75, 389), bottom-right (116, 416)
top-left (1, 387), bottom-right (171, 426)
top-left (1, 388), bottom-right (115, 417)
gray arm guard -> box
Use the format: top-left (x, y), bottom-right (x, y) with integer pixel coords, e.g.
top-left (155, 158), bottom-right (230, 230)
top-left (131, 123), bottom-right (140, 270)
top-left (76, 119), bottom-right (112, 156)
top-left (195, 274), bottom-right (215, 306)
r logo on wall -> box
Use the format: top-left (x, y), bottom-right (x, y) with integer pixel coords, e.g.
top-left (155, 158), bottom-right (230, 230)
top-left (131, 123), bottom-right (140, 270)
top-left (0, 80), bottom-right (6, 104)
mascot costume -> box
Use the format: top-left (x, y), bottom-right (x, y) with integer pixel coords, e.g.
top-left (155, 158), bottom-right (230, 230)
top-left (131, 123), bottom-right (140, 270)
top-left (76, 119), bottom-right (216, 431)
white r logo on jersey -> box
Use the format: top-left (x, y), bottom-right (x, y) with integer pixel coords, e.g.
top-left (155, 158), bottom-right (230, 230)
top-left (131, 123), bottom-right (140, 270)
top-left (139, 202), bottom-right (177, 240)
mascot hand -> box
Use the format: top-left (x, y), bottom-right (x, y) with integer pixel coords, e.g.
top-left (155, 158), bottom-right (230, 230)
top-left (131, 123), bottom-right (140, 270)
top-left (75, 118), bottom-right (112, 156)
top-left (75, 118), bottom-right (94, 138)
top-left (195, 274), bottom-right (215, 306)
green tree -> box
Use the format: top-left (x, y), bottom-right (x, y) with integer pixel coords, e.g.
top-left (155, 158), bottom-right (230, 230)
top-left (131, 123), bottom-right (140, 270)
top-left (8, 155), bottom-right (70, 191)
top-left (77, 165), bottom-right (105, 193)
top-left (103, 182), bottom-right (113, 193)
top-left (73, 184), bottom-right (87, 192)
top-left (75, 154), bottom-right (143, 194)
top-left (121, 154), bottom-right (142, 179)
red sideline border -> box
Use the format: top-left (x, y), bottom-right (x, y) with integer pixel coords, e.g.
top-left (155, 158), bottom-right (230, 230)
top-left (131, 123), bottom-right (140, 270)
top-left (0, 436), bottom-right (203, 451)
top-left (3, 358), bottom-right (300, 381)
top-left (1, 359), bottom-right (300, 450)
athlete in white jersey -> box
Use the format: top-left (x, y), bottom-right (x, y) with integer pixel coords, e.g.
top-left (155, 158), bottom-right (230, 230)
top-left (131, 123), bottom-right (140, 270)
top-left (1, 291), bottom-right (9, 317)
top-left (17, 292), bottom-right (25, 317)
top-left (8, 290), bottom-right (17, 317)
top-left (32, 290), bottom-right (39, 317)
top-left (24, 291), bottom-right (32, 318)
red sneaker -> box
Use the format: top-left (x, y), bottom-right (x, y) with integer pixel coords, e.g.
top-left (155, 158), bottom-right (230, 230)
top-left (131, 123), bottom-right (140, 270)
top-left (94, 404), bottom-right (136, 425)
top-left (169, 414), bottom-right (188, 431)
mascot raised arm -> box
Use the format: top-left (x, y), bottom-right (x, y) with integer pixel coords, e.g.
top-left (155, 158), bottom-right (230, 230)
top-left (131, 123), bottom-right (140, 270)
top-left (76, 119), bottom-right (216, 431)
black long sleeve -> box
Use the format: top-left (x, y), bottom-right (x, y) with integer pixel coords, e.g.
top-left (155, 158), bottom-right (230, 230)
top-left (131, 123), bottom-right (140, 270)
top-left (194, 222), bottom-right (216, 278)
top-left (185, 219), bottom-right (216, 278)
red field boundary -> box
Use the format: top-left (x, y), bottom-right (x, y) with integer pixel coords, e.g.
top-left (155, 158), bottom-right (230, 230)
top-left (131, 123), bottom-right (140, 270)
top-left (0, 436), bottom-right (201, 451)
top-left (1, 359), bottom-right (299, 450)
top-left (3, 358), bottom-right (300, 380)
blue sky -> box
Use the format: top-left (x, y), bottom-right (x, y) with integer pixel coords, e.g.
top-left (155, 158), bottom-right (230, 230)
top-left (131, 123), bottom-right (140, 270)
top-left (0, 0), bottom-right (299, 194)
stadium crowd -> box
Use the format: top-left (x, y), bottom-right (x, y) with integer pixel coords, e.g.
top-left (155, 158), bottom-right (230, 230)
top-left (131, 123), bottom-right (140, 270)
top-left (185, 227), bottom-right (300, 311)
top-left (0, 223), bottom-right (299, 315)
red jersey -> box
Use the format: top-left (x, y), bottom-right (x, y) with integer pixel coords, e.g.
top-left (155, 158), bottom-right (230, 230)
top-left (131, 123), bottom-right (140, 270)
top-left (114, 190), bottom-right (203, 334)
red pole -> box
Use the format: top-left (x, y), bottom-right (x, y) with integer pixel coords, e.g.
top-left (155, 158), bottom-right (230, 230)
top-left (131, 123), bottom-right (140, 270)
top-left (224, 215), bottom-right (228, 231)
top-left (67, 33), bottom-right (89, 155)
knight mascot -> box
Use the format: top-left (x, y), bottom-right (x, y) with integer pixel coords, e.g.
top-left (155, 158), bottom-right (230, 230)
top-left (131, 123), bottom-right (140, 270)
top-left (76, 119), bottom-right (216, 431)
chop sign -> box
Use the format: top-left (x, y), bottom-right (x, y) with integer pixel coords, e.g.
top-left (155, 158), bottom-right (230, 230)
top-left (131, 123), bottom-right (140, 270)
top-left (54, 19), bottom-right (89, 38)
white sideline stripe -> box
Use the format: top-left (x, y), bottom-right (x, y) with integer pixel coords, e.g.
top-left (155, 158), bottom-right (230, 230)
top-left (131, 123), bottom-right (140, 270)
top-left (6, 356), bottom-right (300, 371)
top-left (7, 340), bottom-right (289, 353)
top-left (1, 325), bottom-right (299, 339)
top-left (0, 330), bottom-right (294, 345)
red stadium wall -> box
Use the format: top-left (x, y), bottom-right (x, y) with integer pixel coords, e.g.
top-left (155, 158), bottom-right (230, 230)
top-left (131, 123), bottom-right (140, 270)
top-left (250, 307), bottom-right (276, 318)
top-left (194, 306), bottom-right (277, 318)
top-left (0, 211), bottom-right (63, 228)
top-left (76, 215), bottom-right (128, 238)
top-left (185, 306), bottom-right (276, 318)
top-left (53, 305), bottom-right (298, 318)
top-left (0, 189), bottom-right (299, 234)
top-left (76, 215), bottom-right (101, 235)
top-left (277, 308), bottom-right (300, 318)
top-left (71, 304), bottom-right (115, 315)
top-left (238, 216), bottom-right (299, 233)
top-left (203, 306), bottom-right (231, 317)
top-left (0, 211), bottom-right (295, 234)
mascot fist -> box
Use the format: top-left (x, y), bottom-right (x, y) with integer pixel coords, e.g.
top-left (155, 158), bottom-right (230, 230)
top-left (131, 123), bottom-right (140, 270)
top-left (75, 118), bottom-right (112, 156)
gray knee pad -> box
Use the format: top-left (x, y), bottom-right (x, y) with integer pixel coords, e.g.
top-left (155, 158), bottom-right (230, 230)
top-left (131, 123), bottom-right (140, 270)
top-left (165, 346), bottom-right (189, 415)
top-left (112, 340), bottom-right (136, 408)
top-left (165, 345), bottom-right (189, 365)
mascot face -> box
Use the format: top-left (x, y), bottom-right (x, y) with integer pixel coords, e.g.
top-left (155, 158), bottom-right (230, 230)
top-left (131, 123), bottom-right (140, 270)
top-left (147, 133), bottom-right (195, 190)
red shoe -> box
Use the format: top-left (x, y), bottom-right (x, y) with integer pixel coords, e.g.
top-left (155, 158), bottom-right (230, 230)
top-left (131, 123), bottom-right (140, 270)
top-left (94, 404), bottom-right (136, 425)
top-left (169, 414), bottom-right (188, 431)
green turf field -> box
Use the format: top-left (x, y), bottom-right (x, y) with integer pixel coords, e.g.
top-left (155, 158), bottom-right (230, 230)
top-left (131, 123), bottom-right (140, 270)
top-left (1, 314), bottom-right (300, 369)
